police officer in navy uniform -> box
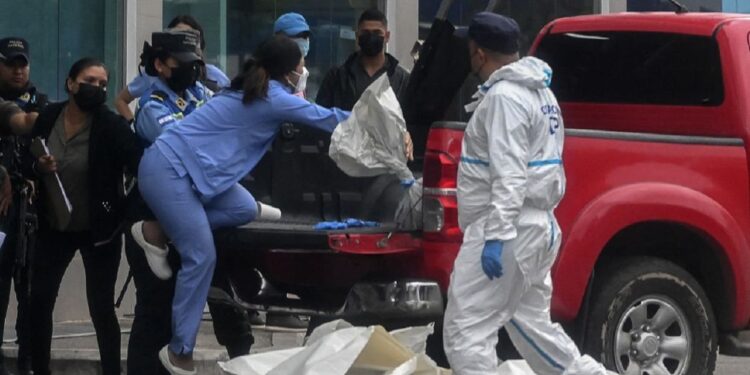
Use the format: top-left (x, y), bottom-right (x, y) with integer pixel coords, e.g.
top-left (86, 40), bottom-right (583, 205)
top-left (0, 37), bottom-right (45, 375)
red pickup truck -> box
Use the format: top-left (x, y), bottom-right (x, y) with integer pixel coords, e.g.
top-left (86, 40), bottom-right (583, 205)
top-left (217, 12), bottom-right (750, 375)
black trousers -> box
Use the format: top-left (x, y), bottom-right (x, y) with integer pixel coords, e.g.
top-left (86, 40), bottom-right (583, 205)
top-left (29, 228), bottom-right (121, 375)
top-left (124, 226), bottom-right (253, 375)
top-left (0, 200), bottom-right (31, 368)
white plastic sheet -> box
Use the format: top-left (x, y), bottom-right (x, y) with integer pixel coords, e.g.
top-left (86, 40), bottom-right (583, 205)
top-left (217, 320), bottom-right (581, 375)
top-left (218, 320), bottom-right (448, 375)
top-left (329, 74), bottom-right (414, 182)
top-left (394, 178), bottom-right (423, 230)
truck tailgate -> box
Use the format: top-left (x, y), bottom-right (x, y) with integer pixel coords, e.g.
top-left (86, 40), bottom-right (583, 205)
top-left (218, 220), bottom-right (421, 255)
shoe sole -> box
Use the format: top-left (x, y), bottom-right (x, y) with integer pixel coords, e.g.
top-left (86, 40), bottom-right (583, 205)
top-left (262, 324), bottom-right (309, 332)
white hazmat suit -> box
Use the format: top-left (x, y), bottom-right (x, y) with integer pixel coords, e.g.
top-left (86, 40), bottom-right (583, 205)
top-left (443, 56), bottom-right (612, 375)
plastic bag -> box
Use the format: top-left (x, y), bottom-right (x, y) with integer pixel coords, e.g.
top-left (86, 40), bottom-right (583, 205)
top-left (388, 323), bottom-right (433, 354)
top-left (219, 320), bottom-right (449, 375)
top-left (394, 178), bottom-right (423, 230)
top-left (329, 74), bottom-right (414, 183)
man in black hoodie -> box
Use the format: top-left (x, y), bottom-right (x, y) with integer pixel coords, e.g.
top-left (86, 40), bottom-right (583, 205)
top-left (0, 37), bottom-right (46, 375)
top-left (316, 8), bottom-right (409, 110)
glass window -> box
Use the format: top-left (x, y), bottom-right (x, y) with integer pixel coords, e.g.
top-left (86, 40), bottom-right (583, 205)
top-left (0, 0), bottom-right (123, 102)
top-left (627, 0), bottom-right (721, 12)
top-left (163, 0), bottom-right (380, 100)
top-left (416, 0), bottom-right (596, 122)
top-left (535, 32), bottom-right (723, 106)
top-left (419, 0), bottom-right (595, 55)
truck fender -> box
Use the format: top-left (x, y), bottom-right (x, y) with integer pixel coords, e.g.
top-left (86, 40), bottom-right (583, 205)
top-left (552, 182), bottom-right (750, 328)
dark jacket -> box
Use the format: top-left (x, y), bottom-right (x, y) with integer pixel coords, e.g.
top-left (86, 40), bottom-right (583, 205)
top-left (31, 101), bottom-right (143, 246)
top-left (316, 52), bottom-right (410, 111)
top-left (0, 83), bottom-right (48, 113)
top-left (0, 84), bottom-right (49, 188)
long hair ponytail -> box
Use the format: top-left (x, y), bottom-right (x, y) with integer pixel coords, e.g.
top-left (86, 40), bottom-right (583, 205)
top-left (233, 35), bottom-right (301, 104)
top-left (242, 61), bottom-right (269, 103)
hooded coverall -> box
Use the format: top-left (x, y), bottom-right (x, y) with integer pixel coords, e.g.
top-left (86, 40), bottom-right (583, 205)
top-left (443, 56), bottom-right (613, 375)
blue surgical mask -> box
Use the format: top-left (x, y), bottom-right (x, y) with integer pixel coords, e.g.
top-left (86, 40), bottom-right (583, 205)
top-left (292, 37), bottom-right (310, 57)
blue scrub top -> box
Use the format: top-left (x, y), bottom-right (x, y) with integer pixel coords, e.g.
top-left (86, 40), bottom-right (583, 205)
top-left (205, 64), bottom-right (231, 89)
top-left (128, 71), bottom-right (158, 98)
top-left (154, 80), bottom-right (350, 199)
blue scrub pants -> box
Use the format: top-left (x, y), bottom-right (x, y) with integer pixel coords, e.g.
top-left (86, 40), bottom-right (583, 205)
top-left (138, 146), bottom-right (257, 355)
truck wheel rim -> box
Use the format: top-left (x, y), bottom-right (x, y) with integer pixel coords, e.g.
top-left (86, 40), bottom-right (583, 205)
top-left (613, 296), bottom-right (691, 375)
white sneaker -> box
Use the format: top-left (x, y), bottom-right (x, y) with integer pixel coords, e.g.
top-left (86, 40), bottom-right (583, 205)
top-left (131, 221), bottom-right (173, 280)
top-left (159, 345), bottom-right (196, 375)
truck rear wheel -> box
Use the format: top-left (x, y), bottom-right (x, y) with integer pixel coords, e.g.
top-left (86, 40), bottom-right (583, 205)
top-left (584, 257), bottom-right (717, 375)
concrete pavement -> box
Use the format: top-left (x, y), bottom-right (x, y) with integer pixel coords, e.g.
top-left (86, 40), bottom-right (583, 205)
top-left (0, 316), bottom-right (305, 375)
top-left (0, 317), bottom-right (746, 374)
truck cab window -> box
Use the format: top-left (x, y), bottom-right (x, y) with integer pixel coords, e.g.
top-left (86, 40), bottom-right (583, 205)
top-left (535, 31), bottom-right (724, 106)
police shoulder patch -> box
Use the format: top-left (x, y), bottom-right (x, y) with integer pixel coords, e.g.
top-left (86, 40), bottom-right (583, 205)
top-left (157, 114), bottom-right (175, 126)
top-left (150, 90), bottom-right (168, 102)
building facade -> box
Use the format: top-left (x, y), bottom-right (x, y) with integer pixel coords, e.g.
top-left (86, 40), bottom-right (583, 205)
top-left (0, 0), bottom-right (742, 324)
top-left (0, 0), bottom-right (744, 103)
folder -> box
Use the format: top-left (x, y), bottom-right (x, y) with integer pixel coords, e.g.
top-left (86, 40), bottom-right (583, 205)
top-left (30, 137), bottom-right (72, 230)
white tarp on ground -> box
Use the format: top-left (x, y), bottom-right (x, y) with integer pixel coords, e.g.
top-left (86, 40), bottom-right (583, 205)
top-left (328, 74), bottom-right (414, 183)
top-left (218, 320), bottom-right (541, 375)
top-left (219, 320), bottom-right (447, 375)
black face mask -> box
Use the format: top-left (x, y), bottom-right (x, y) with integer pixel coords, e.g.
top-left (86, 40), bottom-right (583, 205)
top-left (358, 32), bottom-right (385, 57)
top-left (166, 62), bottom-right (200, 92)
top-left (73, 83), bottom-right (106, 111)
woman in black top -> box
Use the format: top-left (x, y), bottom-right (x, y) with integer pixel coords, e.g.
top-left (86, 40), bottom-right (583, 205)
top-left (28, 57), bottom-right (142, 375)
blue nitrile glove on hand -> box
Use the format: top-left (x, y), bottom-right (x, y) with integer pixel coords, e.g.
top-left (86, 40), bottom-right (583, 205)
top-left (400, 179), bottom-right (415, 188)
top-left (481, 240), bottom-right (504, 279)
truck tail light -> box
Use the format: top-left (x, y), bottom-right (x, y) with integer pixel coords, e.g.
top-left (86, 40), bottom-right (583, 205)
top-left (423, 197), bottom-right (444, 232)
top-left (423, 151), bottom-right (458, 189)
top-left (422, 149), bottom-right (462, 242)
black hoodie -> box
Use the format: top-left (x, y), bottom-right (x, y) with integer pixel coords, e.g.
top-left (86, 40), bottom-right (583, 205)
top-left (316, 52), bottom-right (409, 111)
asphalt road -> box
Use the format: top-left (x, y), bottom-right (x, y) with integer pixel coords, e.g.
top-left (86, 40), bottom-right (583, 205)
top-left (716, 355), bottom-right (749, 374)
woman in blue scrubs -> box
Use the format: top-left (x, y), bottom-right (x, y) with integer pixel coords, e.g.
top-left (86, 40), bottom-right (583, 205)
top-left (138, 35), bottom-right (349, 374)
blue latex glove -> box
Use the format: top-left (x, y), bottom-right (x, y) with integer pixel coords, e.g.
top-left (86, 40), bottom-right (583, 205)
top-left (400, 179), bottom-right (415, 188)
top-left (344, 218), bottom-right (380, 228)
top-left (481, 240), bottom-right (504, 280)
top-left (314, 221), bottom-right (347, 231)
top-left (344, 218), bottom-right (365, 227)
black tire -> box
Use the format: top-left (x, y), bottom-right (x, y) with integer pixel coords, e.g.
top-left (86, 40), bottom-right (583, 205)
top-left (584, 257), bottom-right (717, 375)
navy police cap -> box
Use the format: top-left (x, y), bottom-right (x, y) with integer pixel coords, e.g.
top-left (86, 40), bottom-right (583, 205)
top-left (151, 29), bottom-right (203, 63)
top-left (455, 12), bottom-right (520, 54)
top-left (0, 37), bottom-right (29, 63)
